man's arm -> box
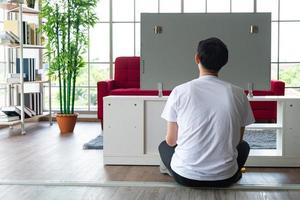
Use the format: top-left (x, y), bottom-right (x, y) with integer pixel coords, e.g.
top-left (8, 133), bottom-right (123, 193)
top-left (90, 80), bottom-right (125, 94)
top-left (240, 127), bottom-right (245, 143)
top-left (166, 122), bottom-right (178, 147)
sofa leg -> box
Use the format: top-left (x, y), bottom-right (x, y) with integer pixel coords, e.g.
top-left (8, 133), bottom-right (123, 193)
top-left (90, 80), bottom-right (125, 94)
top-left (100, 119), bottom-right (103, 130)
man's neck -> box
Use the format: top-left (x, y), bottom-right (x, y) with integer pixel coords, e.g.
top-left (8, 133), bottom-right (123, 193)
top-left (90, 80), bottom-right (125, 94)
top-left (199, 70), bottom-right (218, 77)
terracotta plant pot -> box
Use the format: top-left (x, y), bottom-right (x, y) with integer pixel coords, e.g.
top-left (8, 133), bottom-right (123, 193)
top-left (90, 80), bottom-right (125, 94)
top-left (56, 113), bottom-right (78, 134)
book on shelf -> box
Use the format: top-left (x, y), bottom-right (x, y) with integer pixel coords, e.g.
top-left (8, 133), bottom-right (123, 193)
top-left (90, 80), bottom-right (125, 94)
top-left (7, 31), bottom-right (19, 43)
top-left (0, 112), bottom-right (19, 122)
top-left (6, 73), bottom-right (25, 84)
top-left (1, 105), bottom-right (36, 119)
top-left (4, 20), bottom-right (20, 41)
top-left (0, 31), bottom-right (19, 44)
top-left (16, 105), bottom-right (36, 117)
top-left (28, 23), bottom-right (37, 45)
top-left (7, 73), bottom-right (25, 78)
top-left (23, 93), bottom-right (42, 115)
top-left (7, 77), bottom-right (20, 84)
top-left (0, 0), bottom-right (22, 3)
top-left (16, 58), bottom-right (35, 81)
top-left (3, 20), bottom-right (39, 45)
top-left (1, 106), bottom-right (20, 117)
top-left (0, 111), bottom-right (19, 122)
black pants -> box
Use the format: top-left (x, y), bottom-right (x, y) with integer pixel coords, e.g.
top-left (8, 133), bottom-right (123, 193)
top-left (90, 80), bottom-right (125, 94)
top-left (158, 140), bottom-right (250, 187)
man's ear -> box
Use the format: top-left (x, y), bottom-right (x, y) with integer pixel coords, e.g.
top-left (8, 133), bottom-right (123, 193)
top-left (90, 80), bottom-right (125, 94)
top-left (195, 54), bottom-right (200, 65)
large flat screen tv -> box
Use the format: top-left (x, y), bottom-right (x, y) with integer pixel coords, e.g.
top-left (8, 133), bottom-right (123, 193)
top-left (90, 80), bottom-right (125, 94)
top-left (141, 13), bottom-right (271, 90)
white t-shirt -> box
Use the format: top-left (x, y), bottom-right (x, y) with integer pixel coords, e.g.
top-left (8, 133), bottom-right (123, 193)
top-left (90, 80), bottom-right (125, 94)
top-left (161, 75), bottom-right (255, 181)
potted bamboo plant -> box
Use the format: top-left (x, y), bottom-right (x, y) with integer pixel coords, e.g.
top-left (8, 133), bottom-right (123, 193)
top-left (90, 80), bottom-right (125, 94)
top-left (40, 0), bottom-right (98, 133)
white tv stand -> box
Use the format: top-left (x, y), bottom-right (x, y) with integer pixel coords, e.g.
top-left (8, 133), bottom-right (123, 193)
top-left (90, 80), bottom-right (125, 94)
top-left (103, 95), bottom-right (300, 167)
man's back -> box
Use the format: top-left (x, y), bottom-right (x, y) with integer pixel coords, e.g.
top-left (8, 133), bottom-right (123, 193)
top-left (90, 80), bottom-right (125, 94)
top-left (159, 37), bottom-right (254, 187)
top-left (162, 75), bottom-right (252, 181)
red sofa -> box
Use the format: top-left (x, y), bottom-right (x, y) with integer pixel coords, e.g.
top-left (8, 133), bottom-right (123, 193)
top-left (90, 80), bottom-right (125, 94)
top-left (97, 57), bottom-right (171, 122)
top-left (248, 81), bottom-right (285, 122)
top-left (97, 56), bottom-right (285, 123)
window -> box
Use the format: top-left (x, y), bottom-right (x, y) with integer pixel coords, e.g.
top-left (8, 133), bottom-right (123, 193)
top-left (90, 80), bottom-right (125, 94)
top-left (184, 0), bottom-right (205, 13)
top-left (279, 22), bottom-right (300, 62)
top-left (232, 0), bottom-right (254, 12)
top-left (160, 0), bottom-right (181, 13)
top-left (1, 0), bottom-right (300, 113)
top-left (207, 0), bottom-right (230, 12)
top-left (280, 0), bottom-right (300, 20)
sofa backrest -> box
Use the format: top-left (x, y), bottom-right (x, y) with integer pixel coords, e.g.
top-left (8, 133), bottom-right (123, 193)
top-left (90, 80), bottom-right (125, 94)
top-left (245, 80), bottom-right (285, 96)
top-left (114, 57), bottom-right (140, 88)
top-left (249, 80), bottom-right (285, 111)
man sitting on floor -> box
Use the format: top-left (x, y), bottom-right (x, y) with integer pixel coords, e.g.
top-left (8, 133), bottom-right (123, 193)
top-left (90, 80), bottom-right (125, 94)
top-left (158, 37), bottom-right (255, 187)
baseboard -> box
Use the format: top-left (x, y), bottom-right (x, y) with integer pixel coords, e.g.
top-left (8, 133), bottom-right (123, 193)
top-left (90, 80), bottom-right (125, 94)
top-left (39, 114), bottom-right (99, 122)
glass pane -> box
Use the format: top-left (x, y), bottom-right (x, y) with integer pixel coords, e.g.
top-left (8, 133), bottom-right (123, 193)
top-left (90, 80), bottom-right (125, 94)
top-left (0, 63), bottom-right (6, 82)
top-left (90, 64), bottom-right (110, 86)
top-left (113, 0), bottom-right (134, 21)
top-left (135, 23), bottom-right (141, 56)
top-left (0, 46), bottom-right (5, 62)
top-left (279, 22), bottom-right (300, 62)
top-left (74, 87), bottom-right (88, 110)
top-left (271, 22), bottom-right (278, 62)
top-left (271, 63), bottom-right (278, 81)
top-left (135, 0), bottom-right (158, 21)
top-left (45, 87), bottom-right (89, 111)
top-left (160, 0), bottom-right (181, 13)
top-left (232, 0), bottom-right (254, 12)
top-left (49, 76), bottom-right (59, 87)
top-left (49, 87), bottom-right (60, 110)
top-left (113, 23), bottom-right (134, 60)
top-left (0, 10), bottom-right (3, 21)
top-left (90, 87), bottom-right (97, 111)
top-left (280, 0), bottom-right (300, 20)
top-left (257, 0), bottom-right (278, 20)
top-left (207, 0), bottom-right (230, 12)
top-left (96, 0), bottom-right (110, 22)
top-left (43, 86), bottom-right (50, 111)
top-left (279, 63), bottom-right (300, 87)
top-left (244, 129), bottom-right (276, 149)
top-left (0, 89), bottom-right (6, 107)
top-left (285, 88), bottom-right (300, 96)
top-left (90, 23), bottom-right (110, 62)
top-left (184, 0), bottom-right (205, 13)
top-left (46, 87), bottom-right (90, 111)
top-left (76, 65), bottom-right (88, 87)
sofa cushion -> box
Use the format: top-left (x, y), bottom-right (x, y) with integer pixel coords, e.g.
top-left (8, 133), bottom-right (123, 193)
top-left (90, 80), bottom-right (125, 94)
top-left (114, 57), bottom-right (140, 88)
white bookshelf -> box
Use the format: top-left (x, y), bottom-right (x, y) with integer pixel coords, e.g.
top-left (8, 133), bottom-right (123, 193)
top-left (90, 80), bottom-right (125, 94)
top-left (0, 0), bottom-right (52, 134)
top-left (8, 5), bottom-right (39, 14)
top-left (0, 44), bottom-right (45, 49)
top-left (0, 1), bottom-right (18, 10)
top-left (0, 80), bottom-right (49, 85)
top-left (246, 123), bottom-right (283, 130)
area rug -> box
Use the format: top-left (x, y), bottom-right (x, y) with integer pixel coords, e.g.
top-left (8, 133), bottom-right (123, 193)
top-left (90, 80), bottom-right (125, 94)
top-left (82, 130), bottom-right (275, 150)
top-left (244, 129), bottom-right (276, 149)
top-left (83, 135), bottom-right (103, 150)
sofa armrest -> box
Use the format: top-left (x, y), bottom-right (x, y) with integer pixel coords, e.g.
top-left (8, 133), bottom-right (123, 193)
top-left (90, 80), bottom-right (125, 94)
top-left (97, 80), bottom-right (116, 120)
top-left (271, 80), bottom-right (285, 95)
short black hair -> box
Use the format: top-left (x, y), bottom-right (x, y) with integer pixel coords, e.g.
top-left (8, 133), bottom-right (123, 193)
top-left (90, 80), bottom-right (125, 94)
top-left (197, 37), bottom-right (228, 72)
